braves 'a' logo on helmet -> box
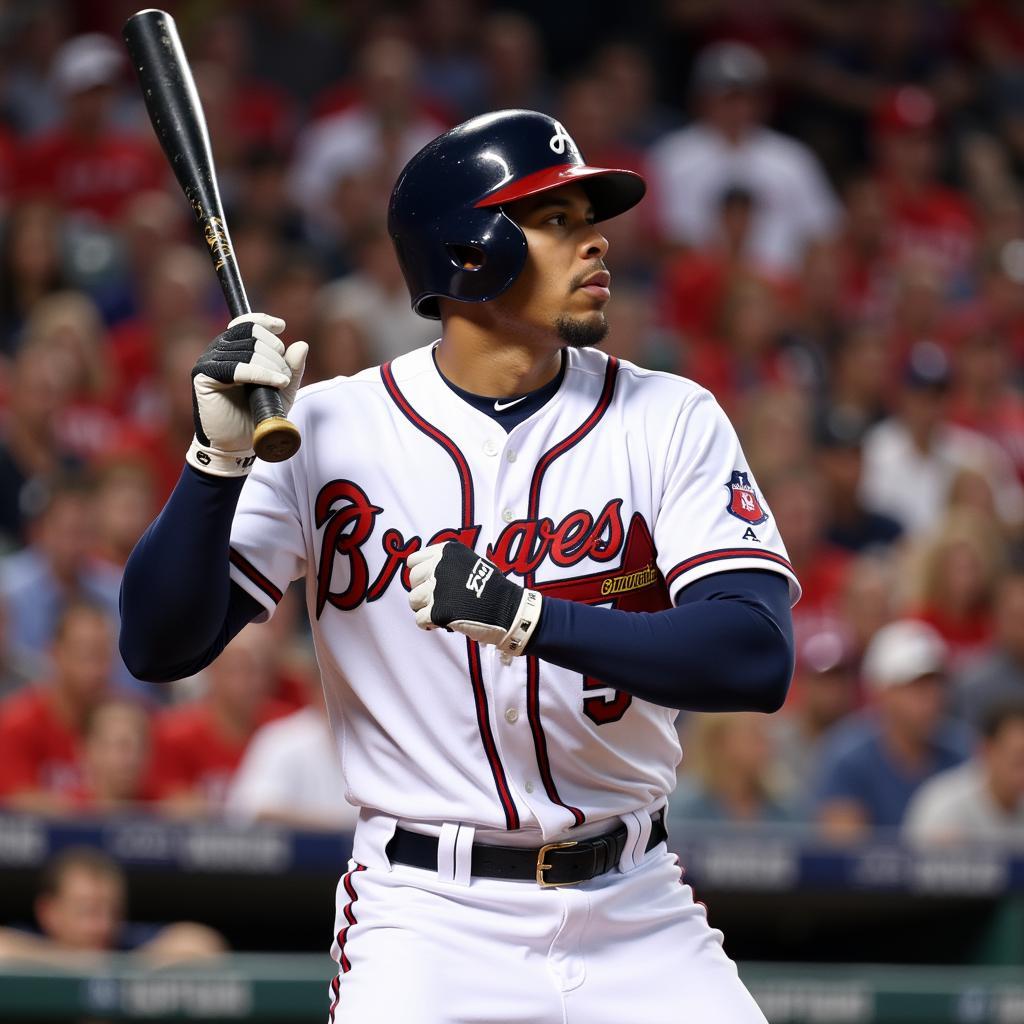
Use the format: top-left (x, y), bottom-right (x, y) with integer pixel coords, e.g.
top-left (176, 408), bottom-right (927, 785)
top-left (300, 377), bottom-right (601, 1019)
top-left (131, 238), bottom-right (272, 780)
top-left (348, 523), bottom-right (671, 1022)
top-left (725, 470), bottom-right (769, 525)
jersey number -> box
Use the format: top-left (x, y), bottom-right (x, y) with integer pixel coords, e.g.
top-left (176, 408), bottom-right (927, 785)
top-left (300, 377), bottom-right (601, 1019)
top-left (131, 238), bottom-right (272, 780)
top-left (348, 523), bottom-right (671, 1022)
top-left (582, 676), bottom-right (632, 725)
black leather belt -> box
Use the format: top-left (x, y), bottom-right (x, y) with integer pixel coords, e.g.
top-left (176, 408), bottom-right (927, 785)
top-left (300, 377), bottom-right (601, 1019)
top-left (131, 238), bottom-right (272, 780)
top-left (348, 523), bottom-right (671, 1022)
top-left (386, 812), bottom-right (667, 888)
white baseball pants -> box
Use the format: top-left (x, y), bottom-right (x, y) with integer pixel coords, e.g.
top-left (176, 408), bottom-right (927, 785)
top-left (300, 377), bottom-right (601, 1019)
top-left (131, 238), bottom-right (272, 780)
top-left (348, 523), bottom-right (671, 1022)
top-left (326, 821), bottom-right (767, 1023)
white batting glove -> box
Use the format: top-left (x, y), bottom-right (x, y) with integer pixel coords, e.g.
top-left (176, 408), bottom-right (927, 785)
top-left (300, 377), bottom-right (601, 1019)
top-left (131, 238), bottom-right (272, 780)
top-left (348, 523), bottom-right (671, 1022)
top-left (407, 542), bottom-right (543, 655)
top-left (187, 313), bottom-right (308, 477)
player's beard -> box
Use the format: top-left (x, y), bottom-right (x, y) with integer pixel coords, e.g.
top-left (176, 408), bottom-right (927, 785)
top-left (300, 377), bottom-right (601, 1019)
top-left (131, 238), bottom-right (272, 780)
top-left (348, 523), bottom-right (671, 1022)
top-left (555, 312), bottom-right (609, 348)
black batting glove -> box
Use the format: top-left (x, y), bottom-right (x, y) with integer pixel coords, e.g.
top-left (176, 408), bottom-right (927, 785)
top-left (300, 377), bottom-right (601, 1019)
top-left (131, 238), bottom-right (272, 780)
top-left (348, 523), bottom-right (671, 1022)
top-left (407, 542), bottom-right (543, 655)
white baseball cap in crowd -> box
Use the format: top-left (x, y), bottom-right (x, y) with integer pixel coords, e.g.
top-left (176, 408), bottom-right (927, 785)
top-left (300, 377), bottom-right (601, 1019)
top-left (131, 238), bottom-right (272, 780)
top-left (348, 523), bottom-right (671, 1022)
top-left (861, 620), bottom-right (948, 691)
top-left (52, 34), bottom-right (123, 97)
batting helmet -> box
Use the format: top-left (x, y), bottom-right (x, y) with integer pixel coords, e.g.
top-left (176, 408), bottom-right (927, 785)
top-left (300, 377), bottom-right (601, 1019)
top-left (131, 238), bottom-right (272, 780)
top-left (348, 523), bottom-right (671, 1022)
top-left (388, 109), bottom-right (646, 320)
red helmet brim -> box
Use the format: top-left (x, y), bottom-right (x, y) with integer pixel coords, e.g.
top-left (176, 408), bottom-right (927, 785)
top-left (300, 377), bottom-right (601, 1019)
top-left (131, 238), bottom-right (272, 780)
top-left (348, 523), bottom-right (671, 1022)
top-left (474, 163), bottom-right (645, 221)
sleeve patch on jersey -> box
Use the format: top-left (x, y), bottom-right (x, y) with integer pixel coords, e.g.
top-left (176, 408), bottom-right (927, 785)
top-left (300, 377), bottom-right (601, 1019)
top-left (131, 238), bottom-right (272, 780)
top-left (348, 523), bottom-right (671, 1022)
top-left (229, 548), bottom-right (283, 604)
top-left (725, 470), bottom-right (769, 525)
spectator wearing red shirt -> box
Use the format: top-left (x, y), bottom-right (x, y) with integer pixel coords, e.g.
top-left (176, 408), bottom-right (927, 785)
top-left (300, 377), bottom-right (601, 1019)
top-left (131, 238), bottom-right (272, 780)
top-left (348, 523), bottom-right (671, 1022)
top-left (873, 86), bottom-right (977, 296)
top-left (22, 292), bottom-right (122, 463)
top-left (68, 700), bottom-right (158, 811)
top-left (0, 602), bottom-right (117, 813)
top-left (763, 465), bottom-right (854, 637)
top-left (150, 627), bottom-right (291, 814)
top-left (15, 34), bottom-right (164, 224)
top-left (660, 185), bottom-right (760, 344)
top-left (106, 245), bottom-right (216, 422)
top-left (949, 327), bottom-right (1024, 482)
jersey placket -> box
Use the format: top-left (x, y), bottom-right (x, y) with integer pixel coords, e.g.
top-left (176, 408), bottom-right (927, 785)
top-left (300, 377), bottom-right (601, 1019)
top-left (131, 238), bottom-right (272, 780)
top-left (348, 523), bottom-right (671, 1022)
top-left (480, 423), bottom-right (554, 829)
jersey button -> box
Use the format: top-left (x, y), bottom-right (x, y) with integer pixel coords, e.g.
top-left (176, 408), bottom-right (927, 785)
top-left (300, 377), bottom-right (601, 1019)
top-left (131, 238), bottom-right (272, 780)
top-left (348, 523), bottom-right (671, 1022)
top-left (501, 508), bottom-right (515, 523)
top-left (483, 439), bottom-right (499, 457)
top-left (524, 781), bottom-right (535, 794)
top-left (506, 450), bottom-right (517, 463)
top-left (504, 708), bottom-right (519, 724)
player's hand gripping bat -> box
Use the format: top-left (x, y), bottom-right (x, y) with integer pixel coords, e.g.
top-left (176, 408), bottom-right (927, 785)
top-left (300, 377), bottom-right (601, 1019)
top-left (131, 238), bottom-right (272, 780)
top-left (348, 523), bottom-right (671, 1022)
top-left (123, 8), bottom-right (301, 462)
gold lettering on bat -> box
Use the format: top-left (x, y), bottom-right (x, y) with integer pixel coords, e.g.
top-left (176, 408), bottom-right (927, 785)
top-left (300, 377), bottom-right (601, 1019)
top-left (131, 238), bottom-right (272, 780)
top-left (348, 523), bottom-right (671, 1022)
top-left (203, 216), bottom-right (233, 271)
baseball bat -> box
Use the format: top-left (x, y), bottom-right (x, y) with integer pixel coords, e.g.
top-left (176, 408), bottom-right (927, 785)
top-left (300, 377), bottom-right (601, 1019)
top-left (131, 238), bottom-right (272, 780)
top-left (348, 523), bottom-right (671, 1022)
top-left (122, 8), bottom-right (301, 463)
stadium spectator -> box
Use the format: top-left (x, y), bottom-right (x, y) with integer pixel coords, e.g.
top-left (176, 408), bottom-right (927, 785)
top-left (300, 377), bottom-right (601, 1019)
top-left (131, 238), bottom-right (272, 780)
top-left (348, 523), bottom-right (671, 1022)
top-left (906, 511), bottom-right (1003, 668)
top-left (21, 291), bottom-right (119, 462)
top-left (149, 626), bottom-right (291, 814)
top-left (0, 602), bottom-right (116, 813)
top-left (685, 272), bottom-right (796, 413)
top-left (0, 200), bottom-right (70, 351)
top-left (125, 326), bottom-right (210, 504)
top-left (814, 619), bottom-right (970, 840)
top-left (903, 700), bottom-right (1024, 845)
top-left (826, 325), bottom-right (892, 428)
top-left (0, 596), bottom-right (34, 700)
top-left (473, 12), bottom-right (552, 117)
top-left (226, 673), bottom-right (356, 830)
top-left (860, 341), bottom-right (1024, 536)
top-left (738, 387), bottom-right (814, 483)
top-left (949, 325), bottom-right (1024, 483)
top-left (69, 700), bottom-right (157, 811)
top-left (414, 0), bottom-right (487, 121)
top-left (14, 34), bottom-right (164, 223)
top-left (840, 554), bottom-right (900, 662)
top-left (106, 245), bottom-right (215, 422)
top-left (0, 476), bottom-right (121, 678)
top-left (304, 297), bottom-right (374, 385)
top-left (1, 3), bottom-right (69, 137)
top-left (955, 568), bottom-right (1024, 729)
top-left (870, 86), bottom-right (977, 295)
top-left (0, 341), bottom-right (82, 547)
top-left (91, 457), bottom-right (157, 573)
top-left (673, 712), bottom-right (794, 825)
top-left (591, 42), bottom-right (680, 149)
top-left (257, 250), bottom-right (324, 357)
top-left (648, 40), bottom-right (840, 275)
top-left (0, 846), bottom-right (225, 965)
top-left (835, 177), bottom-right (889, 322)
top-left (762, 465), bottom-right (853, 633)
top-left (659, 184), bottom-right (761, 345)
top-left (814, 408), bottom-right (903, 554)
top-left (774, 624), bottom-right (860, 806)
top-left (313, 225), bottom-right (438, 365)
top-left (288, 36), bottom-right (447, 246)
top-left (242, 0), bottom-right (342, 106)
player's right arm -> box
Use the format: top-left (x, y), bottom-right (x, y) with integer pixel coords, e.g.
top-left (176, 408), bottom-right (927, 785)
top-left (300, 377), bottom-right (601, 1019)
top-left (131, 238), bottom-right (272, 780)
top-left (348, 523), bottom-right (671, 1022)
top-left (119, 314), bottom-right (307, 682)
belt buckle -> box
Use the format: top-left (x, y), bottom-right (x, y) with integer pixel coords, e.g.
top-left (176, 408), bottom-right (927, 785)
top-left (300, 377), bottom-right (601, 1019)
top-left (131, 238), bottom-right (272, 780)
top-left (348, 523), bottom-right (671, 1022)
top-left (535, 840), bottom-right (578, 888)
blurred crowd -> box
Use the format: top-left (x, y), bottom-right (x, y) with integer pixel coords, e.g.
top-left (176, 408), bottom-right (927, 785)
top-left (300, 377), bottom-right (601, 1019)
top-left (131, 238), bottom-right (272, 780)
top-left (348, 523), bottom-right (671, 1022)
top-left (1, 0), bottom-right (1024, 849)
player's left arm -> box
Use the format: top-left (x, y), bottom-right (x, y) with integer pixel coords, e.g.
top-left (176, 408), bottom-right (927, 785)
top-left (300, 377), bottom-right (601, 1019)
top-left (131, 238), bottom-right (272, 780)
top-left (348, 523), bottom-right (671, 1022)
top-left (407, 545), bottom-right (793, 713)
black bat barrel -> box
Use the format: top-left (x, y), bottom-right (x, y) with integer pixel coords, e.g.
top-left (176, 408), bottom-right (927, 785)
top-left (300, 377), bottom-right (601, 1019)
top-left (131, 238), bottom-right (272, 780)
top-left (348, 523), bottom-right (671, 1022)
top-left (123, 9), bottom-right (300, 462)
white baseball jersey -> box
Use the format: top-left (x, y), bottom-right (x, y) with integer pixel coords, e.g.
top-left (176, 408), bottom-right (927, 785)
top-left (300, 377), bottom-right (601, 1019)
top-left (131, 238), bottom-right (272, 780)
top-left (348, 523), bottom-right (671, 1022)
top-left (228, 343), bottom-right (799, 839)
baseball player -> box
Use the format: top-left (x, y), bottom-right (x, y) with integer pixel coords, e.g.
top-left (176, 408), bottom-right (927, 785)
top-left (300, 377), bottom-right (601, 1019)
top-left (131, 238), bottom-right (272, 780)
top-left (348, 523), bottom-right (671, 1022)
top-left (121, 110), bottom-right (799, 1023)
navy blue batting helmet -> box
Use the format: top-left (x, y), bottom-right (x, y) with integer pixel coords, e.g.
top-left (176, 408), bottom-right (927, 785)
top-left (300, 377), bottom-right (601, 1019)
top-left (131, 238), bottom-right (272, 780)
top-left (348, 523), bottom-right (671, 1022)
top-left (388, 109), bottom-right (646, 320)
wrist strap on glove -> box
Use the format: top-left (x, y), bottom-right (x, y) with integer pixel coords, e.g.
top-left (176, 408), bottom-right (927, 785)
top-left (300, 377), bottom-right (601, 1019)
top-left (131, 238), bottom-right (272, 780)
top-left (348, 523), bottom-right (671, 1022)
top-left (498, 587), bottom-right (543, 655)
top-left (186, 436), bottom-right (258, 478)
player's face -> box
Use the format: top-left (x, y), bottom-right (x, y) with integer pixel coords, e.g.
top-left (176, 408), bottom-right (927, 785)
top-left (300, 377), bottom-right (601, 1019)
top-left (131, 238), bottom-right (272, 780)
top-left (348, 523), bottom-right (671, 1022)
top-left (498, 184), bottom-right (611, 348)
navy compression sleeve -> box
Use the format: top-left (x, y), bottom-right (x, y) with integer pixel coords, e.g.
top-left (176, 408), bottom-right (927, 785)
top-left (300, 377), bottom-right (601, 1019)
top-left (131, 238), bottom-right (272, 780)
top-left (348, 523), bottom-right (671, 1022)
top-left (528, 570), bottom-right (794, 712)
top-left (119, 466), bottom-right (262, 682)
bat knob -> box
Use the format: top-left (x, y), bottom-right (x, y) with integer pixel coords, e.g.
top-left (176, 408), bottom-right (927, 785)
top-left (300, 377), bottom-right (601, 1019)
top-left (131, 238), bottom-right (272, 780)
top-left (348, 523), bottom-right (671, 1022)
top-left (253, 416), bottom-right (302, 462)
